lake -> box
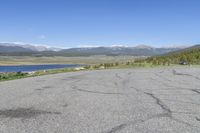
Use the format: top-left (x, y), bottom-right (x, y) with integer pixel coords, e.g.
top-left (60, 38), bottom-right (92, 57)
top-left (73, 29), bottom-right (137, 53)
top-left (0, 64), bottom-right (80, 73)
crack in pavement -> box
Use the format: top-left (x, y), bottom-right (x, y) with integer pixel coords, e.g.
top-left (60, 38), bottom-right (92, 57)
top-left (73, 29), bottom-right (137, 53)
top-left (173, 70), bottom-right (200, 80)
top-left (104, 90), bottom-right (199, 133)
top-left (42, 86), bottom-right (52, 89)
top-left (71, 86), bottom-right (124, 95)
top-left (173, 69), bottom-right (192, 76)
top-left (115, 73), bottom-right (132, 90)
top-left (62, 103), bottom-right (68, 108)
top-left (68, 74), bottom-right (85, 80)
top-left (144, 92), bottom-right (172, 116)
top-left (104, 90), bottom-right (173, 133)
top-left (161, 99), bottom-right (200, 106)
top-left (172, 111), bottom-right (200, 115)
top-left (159, 71), bottom-right (164, 73)
top-left (35, 86), bottom-right (52, 91)
top-left (104, 123), bottom-right (127, 133)
top-left (196, 117), bottom-right (200, 121)
top-left (104, 111), bottom-right (198, 133)
top-left (143, 92), bottom-right (197, 128)
top-left (127, 72), bottom-right (132, 75)
top-left (191, 89), bottom-right (200, 94)
top-left (115, 73), bottom-right (122, 79)
top-left (104, 113), bottom-right (173, 133)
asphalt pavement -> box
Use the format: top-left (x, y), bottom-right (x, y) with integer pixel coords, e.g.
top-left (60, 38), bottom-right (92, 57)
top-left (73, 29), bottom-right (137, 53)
top-left (0, 67), bottom-right (200, 133)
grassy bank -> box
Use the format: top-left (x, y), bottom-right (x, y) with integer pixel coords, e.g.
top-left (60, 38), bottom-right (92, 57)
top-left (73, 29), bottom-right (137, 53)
top-left (0, 67), bottom-right (82, 82)
top-left (0, 55), bottom-right (148, 82)
top-left (0, 61), bottom-right (182, 82)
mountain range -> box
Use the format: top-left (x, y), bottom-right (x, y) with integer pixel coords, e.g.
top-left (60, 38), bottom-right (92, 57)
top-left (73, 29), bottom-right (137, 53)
top-left (0, 43), bottom-right (61, 52)
top-left (0, 43), bottom-right (187, 57)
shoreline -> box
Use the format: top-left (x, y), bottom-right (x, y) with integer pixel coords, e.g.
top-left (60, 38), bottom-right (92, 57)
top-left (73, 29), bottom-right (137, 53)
top-left (0, 64), bottom-right (83, 73)
top-left (0, 63), bottom-right (198, 82)
top-left (0, 63), bottom-right (84, 66)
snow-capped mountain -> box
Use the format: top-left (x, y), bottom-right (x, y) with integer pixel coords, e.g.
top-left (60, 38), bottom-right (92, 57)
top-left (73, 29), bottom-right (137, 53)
top-left (0, 43), bottom-right (61, 52)
top-left (0, 42), bottom-right (186, 56)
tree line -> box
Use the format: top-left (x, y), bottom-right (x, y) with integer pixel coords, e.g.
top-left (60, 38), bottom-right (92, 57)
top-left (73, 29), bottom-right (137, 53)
top-left (144, 48), bottom-right (200, 65)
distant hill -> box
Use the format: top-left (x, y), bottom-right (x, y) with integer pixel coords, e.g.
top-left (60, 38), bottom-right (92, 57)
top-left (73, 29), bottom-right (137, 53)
top-left (58, 46), bottom-right (182, 56)
top-left (0, 43), bottom-right (61, 52)
top-left (0, 45), bottom-right (33, 53)
top-left (0, 43), bottom-right (61, 56)
top-left (0, 43), bottom-right (184, 57)
top-left (145, 44), bottom-right (200, 64)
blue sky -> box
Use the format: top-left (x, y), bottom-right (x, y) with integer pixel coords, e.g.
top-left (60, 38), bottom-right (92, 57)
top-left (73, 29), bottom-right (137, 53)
top-left (0, 0), bottom-right (200, 48)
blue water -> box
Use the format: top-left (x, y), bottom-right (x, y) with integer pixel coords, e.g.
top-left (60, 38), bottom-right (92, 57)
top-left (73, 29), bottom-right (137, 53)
top-left (0, 64), bottom-right (80, 72)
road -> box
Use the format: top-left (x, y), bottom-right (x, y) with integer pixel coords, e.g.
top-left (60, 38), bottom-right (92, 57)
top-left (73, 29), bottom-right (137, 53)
top-left (0, 67), bottom-right (200, 133)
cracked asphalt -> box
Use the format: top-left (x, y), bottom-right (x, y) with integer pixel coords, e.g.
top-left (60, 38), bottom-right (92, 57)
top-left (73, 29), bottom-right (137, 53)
top-left (0, 67), bottom-right (200, 133)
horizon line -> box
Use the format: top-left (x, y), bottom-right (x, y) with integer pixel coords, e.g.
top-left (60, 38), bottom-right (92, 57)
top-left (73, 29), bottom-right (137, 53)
top-left (0, 41), bottom-right (196, 49)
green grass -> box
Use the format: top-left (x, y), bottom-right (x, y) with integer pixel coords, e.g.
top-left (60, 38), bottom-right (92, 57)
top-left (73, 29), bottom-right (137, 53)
top-left (0, 72), bottom-right (29, 81)
top-left (0, 62), bottom-right (150, 82)
top-left (0, 67), bottom-right (84, 82)
top-left (0, 55), bottom-right (147, 82)
top-left (1, 59), bottom-right (196, 82)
